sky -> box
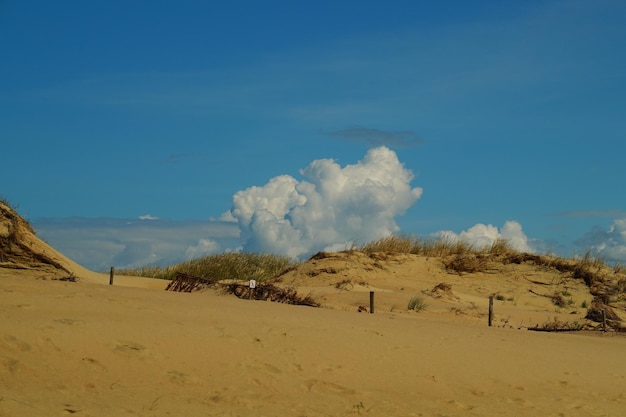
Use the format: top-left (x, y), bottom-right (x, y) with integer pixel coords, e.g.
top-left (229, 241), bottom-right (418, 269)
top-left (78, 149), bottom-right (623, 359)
top-left (2, 0), bottom-right (626, 271)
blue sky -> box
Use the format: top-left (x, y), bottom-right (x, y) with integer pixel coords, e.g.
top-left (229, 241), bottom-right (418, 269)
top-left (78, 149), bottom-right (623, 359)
top-left (2, 0), bottom-right (626, 271)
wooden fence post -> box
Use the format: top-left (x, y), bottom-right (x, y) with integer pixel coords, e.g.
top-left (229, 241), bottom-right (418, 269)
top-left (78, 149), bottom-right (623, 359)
top-left (488, 295), bottom-right (494, 327)
top-left (109, 267), bottom-right (114, 285)
top-left (369, 291), bottom-right (375, 314)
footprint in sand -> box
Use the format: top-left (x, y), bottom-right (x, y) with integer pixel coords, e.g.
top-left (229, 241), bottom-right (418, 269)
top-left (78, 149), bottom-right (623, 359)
top-left (4, 303), bottom-right (32, 310)
top-left (506, 396), bottom-right (533, 408)
top-left (167, 370), bottom-right (201, 385)
top-left (470, 388), bottom-right (486, 397)
top-left (447, 399), bottom-right (475, 411)
top-left (54, 318), bottom-right (85, 326)
top-left (0, 335), bottom-right (31, 352)
top-left (289, 362), bottom-right (304, 373)
top-left (304, 378), bottom-right (356, 396)
top-left (113, 341), bottom-right (148, 358)
top-left (82, 357), bottom-right (106, 371)
top-left (63, 404), bottom-right (80, 414)
top-left (242, 361), bottom-right (283, 377)
top-left (0, 355), bottom-right (20, 374)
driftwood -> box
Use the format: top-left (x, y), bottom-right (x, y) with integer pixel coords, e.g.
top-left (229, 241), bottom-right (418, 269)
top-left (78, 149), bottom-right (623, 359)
top-left (221, 282), bottom-right (319, 307)
top-left (165, 272), bottom-right (215, 292)
top-left (528, 320), bottom-right (586, 332)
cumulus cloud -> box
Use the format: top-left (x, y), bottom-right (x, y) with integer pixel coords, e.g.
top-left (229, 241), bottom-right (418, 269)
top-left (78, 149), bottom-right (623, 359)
top-left (435, 220), bottom-right (534, 253)
top-left (227, 146), bottom-right (423, 258)
top-left (34, 147), bottom-right (422, 269)
top-left (326, 127), bottom-right (423, 148)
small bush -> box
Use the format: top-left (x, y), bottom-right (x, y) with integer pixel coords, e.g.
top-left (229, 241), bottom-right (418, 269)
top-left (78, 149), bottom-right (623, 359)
top-left (444, 253), bottom-right (490, 274)
top-left (408, 295), bottom-right (427, 312)
top-left (551, 293), bottom-right (567, 308)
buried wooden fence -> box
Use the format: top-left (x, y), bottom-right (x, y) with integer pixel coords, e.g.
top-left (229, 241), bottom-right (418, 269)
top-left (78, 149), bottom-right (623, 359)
top-left (164, 273), bottom-right (319, 307)
top-left (223, 281), bottom-right (320, 307)
top-left (165, 272), bottom-right (215, 292)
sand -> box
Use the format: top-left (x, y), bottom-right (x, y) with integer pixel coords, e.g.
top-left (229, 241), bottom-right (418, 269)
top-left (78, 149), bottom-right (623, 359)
top-left (2, 265), bottom-right (626, 417)
top-left (2, 201), bottom-right (626, 416)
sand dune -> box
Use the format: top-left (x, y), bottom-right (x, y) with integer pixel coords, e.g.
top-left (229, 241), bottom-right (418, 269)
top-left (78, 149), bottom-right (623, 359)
top-left (2, 201), bottom-right (626, 416)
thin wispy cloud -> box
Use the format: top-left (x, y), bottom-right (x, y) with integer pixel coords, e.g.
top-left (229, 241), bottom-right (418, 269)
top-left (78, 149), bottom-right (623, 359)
top-left (138, 214), bottom-right (159, 220)
top-left (33, 218), bottom-right (240, 271)
top-left (326, 127), bottom-right (423, 148)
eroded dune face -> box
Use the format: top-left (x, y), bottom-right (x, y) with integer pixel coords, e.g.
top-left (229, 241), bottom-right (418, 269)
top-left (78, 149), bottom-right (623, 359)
top-left (0, 201), bottom-right (86, 277)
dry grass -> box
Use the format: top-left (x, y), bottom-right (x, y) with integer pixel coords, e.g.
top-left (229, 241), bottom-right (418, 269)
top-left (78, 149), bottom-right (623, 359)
top-left (356, 234), bottom-right (476, 257)
top-left (358, 235), bottom-right (620, 284)
top-left (357, 235), bottom-right (520, 258)
top-left (116, 252), bottom-right (298, 282)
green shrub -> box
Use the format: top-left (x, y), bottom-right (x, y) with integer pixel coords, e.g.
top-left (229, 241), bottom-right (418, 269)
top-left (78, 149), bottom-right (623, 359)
top-left (408, 295), bottom-right (427, 312)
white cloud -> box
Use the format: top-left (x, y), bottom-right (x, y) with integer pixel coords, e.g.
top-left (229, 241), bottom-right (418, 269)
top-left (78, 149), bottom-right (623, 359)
top-left (228, 146), bottom-right (423, 258)
top-left (34, 147), bottom-right (423, 268)
top-left (435, 220), bottom-right (534, 253)
top-left (184, 239), bottom-right (221, 260)
top-left (577, 218), bottom-right (626, 264)
top-left (500, 221), bottom-right (532, 253)
top-left (33, 218), bottom-right (240, 271)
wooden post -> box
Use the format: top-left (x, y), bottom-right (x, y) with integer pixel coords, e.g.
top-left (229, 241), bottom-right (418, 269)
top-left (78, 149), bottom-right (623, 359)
top-left (109, 267), bottom-right (114, 285)
top-left (602, 309), bottom-right (607, 331)
top-left (369, 291), bottom-right (375, 314)
top-left (488, 295), bottom-right (494, 327)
